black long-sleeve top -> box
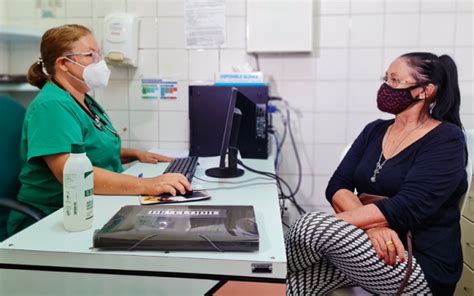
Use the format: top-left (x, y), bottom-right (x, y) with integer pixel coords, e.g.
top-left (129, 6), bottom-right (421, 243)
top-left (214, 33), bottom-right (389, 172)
top-left (326, 119), bottom-right (467, 295)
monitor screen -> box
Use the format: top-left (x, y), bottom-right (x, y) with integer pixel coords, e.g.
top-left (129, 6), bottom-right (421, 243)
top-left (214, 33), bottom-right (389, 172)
top-left (205, 87), bottom-right (245, 178)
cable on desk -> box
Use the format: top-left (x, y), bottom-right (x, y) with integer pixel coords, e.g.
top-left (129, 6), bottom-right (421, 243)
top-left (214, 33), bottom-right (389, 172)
top-left (201, 181), bottom-right (276, 192)
top-left (194, 175), bottom-right (273, 184)
top-left (228, 150), bottom-right (306, 215)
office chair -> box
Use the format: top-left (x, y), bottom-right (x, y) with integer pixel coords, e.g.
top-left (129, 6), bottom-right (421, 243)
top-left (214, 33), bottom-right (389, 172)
top-left (0, 95), bottom-right (46, 242)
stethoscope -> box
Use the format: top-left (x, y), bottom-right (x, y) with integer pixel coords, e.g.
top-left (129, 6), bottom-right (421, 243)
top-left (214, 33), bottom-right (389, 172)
top-left (83, 97), bottom-right (120, 137)
top-left (52, 78), bottom-right (120, 137)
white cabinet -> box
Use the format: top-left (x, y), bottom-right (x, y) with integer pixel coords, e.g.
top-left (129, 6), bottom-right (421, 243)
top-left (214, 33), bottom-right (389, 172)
top-left (455, 178), bottom-right (474, 296)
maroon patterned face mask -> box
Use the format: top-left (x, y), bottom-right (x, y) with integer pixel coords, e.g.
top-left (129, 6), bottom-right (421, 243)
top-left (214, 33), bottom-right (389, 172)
top-left (377, 83), bottom-right (422, 114)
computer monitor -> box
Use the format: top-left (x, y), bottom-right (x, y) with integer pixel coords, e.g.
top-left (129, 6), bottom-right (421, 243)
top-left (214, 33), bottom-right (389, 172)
top-left (205, 87), bottom-right (245, 178)
top-left (189, 85), bottom-right (268, 159)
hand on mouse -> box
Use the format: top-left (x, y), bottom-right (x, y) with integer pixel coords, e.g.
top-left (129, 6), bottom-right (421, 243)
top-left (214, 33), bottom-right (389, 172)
top-left (140, 173), bottom-right (192, 196)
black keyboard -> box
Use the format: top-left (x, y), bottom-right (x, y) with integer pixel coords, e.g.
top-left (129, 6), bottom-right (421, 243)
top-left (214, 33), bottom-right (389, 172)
top-left (163, 156), bottom-right (199, 182)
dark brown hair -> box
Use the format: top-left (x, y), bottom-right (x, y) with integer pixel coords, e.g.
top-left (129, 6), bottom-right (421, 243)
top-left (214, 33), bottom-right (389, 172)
top-left (27, 24), bottom-right (92, 89)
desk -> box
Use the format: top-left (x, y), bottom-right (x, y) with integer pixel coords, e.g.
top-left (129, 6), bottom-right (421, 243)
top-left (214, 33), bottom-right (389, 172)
top-left (0, 156), bottom-right (286, 295)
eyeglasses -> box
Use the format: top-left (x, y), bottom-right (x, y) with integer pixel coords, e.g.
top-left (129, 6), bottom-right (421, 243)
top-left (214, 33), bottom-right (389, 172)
top-left (64, 51), bottom-right (103, 63)
top-left (381, 74), bottom-right (417, 88)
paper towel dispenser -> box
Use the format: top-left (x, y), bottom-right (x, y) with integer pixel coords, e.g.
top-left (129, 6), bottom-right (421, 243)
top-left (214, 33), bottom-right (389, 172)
top-left (103, 13), bottom-right (139, 67)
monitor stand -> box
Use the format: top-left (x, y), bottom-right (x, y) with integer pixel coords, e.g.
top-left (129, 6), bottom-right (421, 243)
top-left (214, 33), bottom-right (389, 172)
top-left (205, 147), bottom-right (244, 178)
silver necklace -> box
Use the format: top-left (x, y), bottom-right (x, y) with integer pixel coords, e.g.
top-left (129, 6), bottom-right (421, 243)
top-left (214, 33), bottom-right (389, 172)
top-left (370, 119), bottom-right (428, 183)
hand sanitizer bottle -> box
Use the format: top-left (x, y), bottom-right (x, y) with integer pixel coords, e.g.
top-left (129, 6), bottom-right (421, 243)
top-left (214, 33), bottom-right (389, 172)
top-left (63, 143), bottom-right (94, 231)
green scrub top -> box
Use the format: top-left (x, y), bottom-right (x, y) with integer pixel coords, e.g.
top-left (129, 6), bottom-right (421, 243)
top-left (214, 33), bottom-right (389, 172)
top-left (8, 81), bottom-right (123, 236)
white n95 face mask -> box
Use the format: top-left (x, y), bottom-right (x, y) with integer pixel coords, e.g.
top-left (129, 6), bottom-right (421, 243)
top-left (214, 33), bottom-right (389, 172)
top-left (64, 57), bottom-right (111, 90)
top-left (82, 60), bottom-right (111, 90)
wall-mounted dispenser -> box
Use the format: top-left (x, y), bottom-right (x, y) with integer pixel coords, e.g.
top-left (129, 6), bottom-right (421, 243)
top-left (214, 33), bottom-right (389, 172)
top-left (103, 13), bottom-right (139, 67)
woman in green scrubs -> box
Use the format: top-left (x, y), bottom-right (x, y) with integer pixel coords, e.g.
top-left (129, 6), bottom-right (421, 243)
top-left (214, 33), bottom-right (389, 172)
top-left (8, 24), bottom-right (191, 236)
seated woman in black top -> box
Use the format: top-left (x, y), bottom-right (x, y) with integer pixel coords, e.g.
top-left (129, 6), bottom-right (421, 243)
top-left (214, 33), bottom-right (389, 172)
top-left (285, 52), bottom-right (467, 296)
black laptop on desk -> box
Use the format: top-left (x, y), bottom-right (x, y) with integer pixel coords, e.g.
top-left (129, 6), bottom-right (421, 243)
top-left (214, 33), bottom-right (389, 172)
top-left (93, 205), bottom-right (259, 252)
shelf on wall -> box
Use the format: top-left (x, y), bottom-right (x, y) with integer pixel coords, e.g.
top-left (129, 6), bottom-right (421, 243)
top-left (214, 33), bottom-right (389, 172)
top-left (0, 83), bottom-right (38, 92)
top-left (0, 27), bottom-right (42, 43)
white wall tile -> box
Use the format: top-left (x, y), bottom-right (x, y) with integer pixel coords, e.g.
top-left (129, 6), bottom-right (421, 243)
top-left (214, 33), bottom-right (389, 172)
top-left (106, 110), bottom-right (130, 140)
top-left (8, 0), bottom-right (38, 19)
top-left (108, 64), bottom-right (129, 80)
top-left (462, 114), bottom-right (474, 129)
top-left (94, 80), bottom-right (129, 110)
top-left (314, 144), bottom-right (346, 175)
top-left (93, 17), bottom-right (105, 46)
top-left (314, 113), bottom-right (347, 144)
top-left (349, 48), bottom-right (383, 80)
top-left (455, 13), bottom-right (473, 46)
top-left (314, 0), bottom-right (350, 15)
top-left (463, 113), bottom-right (474, 130)
top-left (0, 0), bottom-right (6, 21)
top-left (158, 141), bottom-right (190, 150)
top-left (314, 48), bottom-right (349, 80)
top-left (158, 49), bottom-right (188, 80)
top-left (226, 0), bottom-right (246, 16)
top-left (314, 15), bottom-right (350, 48)
top-left (455, 47), bottom-right (474, 81)
top-left (384, 14), bottom-right (420, 47)
top-left (6, 19), bottom-right (38, 30)
top-left (281, 175), bottom-right (320, 206)
top-left (128, 49), bottom-right (158, 80)
top-left (418, 47), bottom-right (455, 56)
top-left (139, 17), bottom-right (158, 49)
top-left (159, 80), bottom-right (189, 111)
top-left (8, 46), bottom-right (37, 75)
top-left (158, 111), bottom-right (189, 142)
top-left (257, 53), bottom-right (283, 81)
top-left (66, 0), bottom-right (92, 18)
top-left (315, 81), bottom-right (348, 112)
top-left (346, 113), bottom-right (391, 143)
top-left (95, 0), bottom-right (126, 17)
top-left (420, 13), bottom-right (456, 46)
top-left (126, 0), bottom-right (158, 17)
top-left (66, 18), bottom-right (94, 31)
top-left (158, 17), bottom-right (185, 48)
top-left (121, 140), bottom-right (130, 149)
top-left (189, 49), bottom-right (219, 80)
top-left (289, 112), bottom-right (315, 144)
top-left (225, 17), bottom-right (246, 49)
top-left (219, 49), bottom-right (249, 72)
top-left (350, 15), bottom-right (384, 47)
top-left (129, 111), bottom-right (159, 141)
top-left (280, 81), bottom-right (315, 112)
top-left (347, 80), bottom-right (381, 113)
top-left (420, 0), bottom-right (456, 13)
top-left (36, 18), bottom-right (66, 34)
top-left (460, 81), bottom-right (474, 114)
top-left (129, 140), bottom-right (160, 151)
top-left (279, 144), bottom-right (314, 175)
top-left (385, 0), bottom-right (420, 13)
top-left (128, 80), bottom-right (159, 111)
top-left (383, 48), bottom-right (420, 70)
top-left (0, 44), bottom-right (8, 73)
top-left (350, 0), bottom-right (385, 14)
top-left (283, 53), bottom-right (315, 80)
top-left (457, 0), bottom-right (473, 11)
top-left (188, 80), bottom-right (213, 86)
top-left (158, 0), bottom-right (185, 16)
